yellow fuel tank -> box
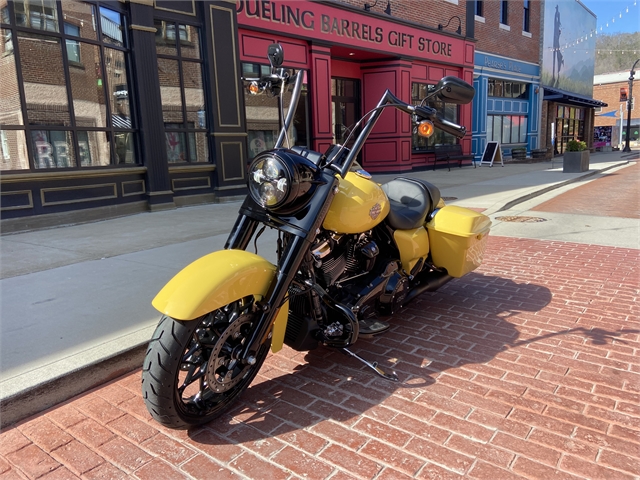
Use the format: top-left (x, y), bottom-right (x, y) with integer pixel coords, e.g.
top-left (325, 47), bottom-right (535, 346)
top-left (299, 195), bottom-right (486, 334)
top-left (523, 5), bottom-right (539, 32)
top-left (323, 171), bottom-right (390, 234)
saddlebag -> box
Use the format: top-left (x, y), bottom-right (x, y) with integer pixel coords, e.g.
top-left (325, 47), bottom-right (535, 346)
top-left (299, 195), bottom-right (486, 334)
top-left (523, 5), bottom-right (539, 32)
top-left (426, 205), bottom-right (491, 277)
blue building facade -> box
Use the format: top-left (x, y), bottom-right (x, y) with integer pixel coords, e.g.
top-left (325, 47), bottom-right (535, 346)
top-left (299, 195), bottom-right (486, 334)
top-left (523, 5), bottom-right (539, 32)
top-left (472, 52), bottom-right (541, 162)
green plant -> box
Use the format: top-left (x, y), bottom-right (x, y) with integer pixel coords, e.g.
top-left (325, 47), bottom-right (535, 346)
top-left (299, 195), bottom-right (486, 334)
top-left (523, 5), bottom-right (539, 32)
top-left (566, 140), bottom-right (587, 152)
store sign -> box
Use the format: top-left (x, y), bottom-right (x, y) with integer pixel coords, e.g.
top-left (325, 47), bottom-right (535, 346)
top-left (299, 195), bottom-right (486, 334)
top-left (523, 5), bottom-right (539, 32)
top-left (236, 0), bottom-right (463, 61)
top-left (484, 57), bottom-right (522, 73)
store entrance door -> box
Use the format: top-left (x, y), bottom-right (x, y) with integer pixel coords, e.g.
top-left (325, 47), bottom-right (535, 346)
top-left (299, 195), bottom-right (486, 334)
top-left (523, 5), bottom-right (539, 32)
top-left (332, 77), bottom-right (361, 149)
top-left (553, 105), bottom-right (585, 155)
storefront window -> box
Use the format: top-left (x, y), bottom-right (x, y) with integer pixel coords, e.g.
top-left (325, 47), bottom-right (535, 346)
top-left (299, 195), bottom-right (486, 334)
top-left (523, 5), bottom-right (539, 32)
top-left (487, 115), bottom-right (528, 144)
top-left (155, 20), bottom-right (207, 163)
top-left (488, 78), bottom-right (529, 99)
top-left (242, 63), bottom-right (309, 159)
top-left (411, 82), bottom-right (459, 151)
top-left (0, 1), bottom-right (137, 170)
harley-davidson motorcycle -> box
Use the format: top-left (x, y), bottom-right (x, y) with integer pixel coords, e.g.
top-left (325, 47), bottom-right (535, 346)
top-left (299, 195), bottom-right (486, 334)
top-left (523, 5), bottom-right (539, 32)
top-left (142, 44), bottom-right (491, 429)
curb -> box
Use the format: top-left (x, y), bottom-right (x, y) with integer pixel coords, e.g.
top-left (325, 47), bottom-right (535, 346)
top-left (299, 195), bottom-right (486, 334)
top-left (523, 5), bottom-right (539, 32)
top-left (0, 344), bottom-right (147, 429)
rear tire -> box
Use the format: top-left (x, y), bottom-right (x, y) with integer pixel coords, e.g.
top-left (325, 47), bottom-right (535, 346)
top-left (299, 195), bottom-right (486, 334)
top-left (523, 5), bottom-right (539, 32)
top-left (141, 297), bottom-right (270, 429)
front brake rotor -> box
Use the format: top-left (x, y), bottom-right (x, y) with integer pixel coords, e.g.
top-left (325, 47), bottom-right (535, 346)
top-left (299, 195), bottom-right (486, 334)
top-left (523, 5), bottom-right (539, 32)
top-left (205, 316), bottom-right (254, 393)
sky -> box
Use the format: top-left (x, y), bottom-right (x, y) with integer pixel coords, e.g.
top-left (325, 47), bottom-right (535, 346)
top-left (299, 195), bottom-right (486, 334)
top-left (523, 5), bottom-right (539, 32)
top-left (580, 0), bottom-right (640, 35)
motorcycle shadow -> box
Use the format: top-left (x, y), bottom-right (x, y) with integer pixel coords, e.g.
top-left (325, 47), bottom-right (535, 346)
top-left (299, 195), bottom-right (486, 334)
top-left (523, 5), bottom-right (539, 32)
top-left (189, 273), bottom-right (554, 443)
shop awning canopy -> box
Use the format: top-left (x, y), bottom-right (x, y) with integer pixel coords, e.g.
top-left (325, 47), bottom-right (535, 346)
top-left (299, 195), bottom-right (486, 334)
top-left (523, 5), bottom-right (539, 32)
top-left (543, 87), bottom-right (608, 108)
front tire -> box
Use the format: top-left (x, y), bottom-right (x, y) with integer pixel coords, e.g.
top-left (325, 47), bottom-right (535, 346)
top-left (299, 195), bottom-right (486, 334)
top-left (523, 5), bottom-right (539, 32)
top-left (141, 297), bottom-right (270, 429)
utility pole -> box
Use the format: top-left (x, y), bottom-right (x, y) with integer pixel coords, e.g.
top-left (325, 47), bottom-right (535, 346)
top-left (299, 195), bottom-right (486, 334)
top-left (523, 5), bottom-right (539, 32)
top-left (622, 59), bottom-right (639, 152)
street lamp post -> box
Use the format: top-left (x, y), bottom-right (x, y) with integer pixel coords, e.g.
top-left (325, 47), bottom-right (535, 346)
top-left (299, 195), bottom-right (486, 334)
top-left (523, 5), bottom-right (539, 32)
top-left (622, 59), bottom-right (639, 152)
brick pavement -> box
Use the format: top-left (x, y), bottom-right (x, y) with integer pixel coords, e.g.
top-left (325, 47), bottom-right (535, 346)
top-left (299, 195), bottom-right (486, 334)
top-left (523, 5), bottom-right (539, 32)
top-left (1, 236), bottom-right (639, 479)
top-left (532, 161), bottom-right (639, 218)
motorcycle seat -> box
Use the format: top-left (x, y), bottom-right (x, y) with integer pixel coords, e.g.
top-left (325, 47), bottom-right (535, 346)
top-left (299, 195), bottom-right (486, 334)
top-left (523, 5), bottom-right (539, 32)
top-left (381, 177), bottom-right (441, 230)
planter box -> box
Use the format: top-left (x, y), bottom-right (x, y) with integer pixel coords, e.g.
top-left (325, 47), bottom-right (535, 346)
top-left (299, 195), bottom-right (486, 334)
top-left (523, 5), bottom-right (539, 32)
top-left (511, 149), bottom-right (527, 160)
top-left (532, 148), bottom-right (548, 160)
top-left (563, 150), bottom-right (589, 173)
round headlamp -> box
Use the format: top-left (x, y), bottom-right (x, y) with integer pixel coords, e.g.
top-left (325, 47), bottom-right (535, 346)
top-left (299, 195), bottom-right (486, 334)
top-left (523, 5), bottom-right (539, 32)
top-left (248, 154), bottom-right (292, 209)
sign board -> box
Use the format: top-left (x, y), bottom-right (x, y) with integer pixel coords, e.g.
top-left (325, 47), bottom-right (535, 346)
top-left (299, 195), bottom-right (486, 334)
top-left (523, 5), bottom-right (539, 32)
top-left (479, 141), bottom-right (503, 167)
top-left (620, 87), bottom-right (628, 102)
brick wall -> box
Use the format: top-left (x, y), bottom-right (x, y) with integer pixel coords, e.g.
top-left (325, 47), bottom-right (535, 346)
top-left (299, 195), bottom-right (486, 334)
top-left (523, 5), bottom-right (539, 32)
top-left (335, 0), bottom-right (540, 65)
top-left (336, 0), bottom-right (466, 34)
top-left (593, 80), bottom-right (635, 128)
top-left (474, 0), bottom-right (540, 64)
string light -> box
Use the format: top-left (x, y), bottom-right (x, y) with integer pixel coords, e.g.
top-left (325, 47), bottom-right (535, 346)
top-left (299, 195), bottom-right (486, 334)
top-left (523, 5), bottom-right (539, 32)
top-left (546, 0), bottom-right (638, 56)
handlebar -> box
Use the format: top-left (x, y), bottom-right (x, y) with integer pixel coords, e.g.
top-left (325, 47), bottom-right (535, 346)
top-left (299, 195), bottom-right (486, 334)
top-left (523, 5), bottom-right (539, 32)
top-left (412, 105), bottom-right (467, 138)
top-left (338, 90), bottom-right (467, 177)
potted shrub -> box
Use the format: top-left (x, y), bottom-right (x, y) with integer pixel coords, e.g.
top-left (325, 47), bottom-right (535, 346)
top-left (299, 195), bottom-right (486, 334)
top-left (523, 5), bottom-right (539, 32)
top-left (510, 147), bottom-right (527, 161)
top-left (563, 140), bottom-right (589, 172)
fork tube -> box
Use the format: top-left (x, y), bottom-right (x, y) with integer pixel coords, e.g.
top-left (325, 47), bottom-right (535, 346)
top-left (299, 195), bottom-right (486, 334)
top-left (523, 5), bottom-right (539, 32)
top-left (225, 215), bottom-right (258, 250)
top-left (275, 71), bottom-right (304, 148)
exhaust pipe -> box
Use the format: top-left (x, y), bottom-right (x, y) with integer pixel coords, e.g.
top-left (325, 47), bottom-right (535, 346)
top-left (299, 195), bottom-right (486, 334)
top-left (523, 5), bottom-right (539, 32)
top-left (403, 269), bottom-right (453, 305)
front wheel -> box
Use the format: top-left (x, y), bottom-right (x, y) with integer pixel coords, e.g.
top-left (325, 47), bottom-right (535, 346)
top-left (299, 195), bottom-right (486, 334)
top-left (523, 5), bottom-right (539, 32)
top-left (141, 296), bottom-right (270, 429)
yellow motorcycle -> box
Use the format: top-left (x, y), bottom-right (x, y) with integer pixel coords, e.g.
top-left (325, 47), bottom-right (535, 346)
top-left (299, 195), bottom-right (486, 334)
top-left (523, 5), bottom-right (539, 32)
top-left (142, 44), bottom-right (491, 428)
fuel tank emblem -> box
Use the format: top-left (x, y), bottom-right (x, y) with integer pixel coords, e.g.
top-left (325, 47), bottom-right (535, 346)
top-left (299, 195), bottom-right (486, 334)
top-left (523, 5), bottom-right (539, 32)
top-left (370, 203), bottom-right (382, 220)
top-left (355, 169), bottom-right (372, 179)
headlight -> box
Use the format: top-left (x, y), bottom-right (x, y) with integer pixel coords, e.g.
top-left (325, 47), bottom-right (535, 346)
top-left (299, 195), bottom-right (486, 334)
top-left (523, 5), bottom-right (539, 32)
top-left (247, 150), bottom-right (319, 213)
top-left (248, 155), bottom-right (291, 209)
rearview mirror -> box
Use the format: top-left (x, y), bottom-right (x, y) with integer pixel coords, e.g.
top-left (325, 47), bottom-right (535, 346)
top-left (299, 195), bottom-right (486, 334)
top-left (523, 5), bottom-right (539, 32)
top-left (435, 76), bottom-right (475, 104)
top-left (267, 43), bottom-right (284, 69)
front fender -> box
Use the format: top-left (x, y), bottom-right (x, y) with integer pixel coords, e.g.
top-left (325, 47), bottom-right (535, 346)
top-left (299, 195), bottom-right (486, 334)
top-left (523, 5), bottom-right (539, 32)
top-left (152, 249), bottom-right (277, 321)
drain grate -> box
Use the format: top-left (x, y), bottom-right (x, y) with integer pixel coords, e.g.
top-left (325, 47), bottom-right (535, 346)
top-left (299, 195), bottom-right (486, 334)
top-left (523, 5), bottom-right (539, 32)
top-left (495, 215), bottom-right (547, 223)
top-left (442, 197), bottom-right (458, 201)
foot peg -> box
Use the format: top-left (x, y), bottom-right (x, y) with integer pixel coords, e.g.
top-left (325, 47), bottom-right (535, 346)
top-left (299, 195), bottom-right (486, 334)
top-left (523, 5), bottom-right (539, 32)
top-left (340, 348), bottom-right (399, 382)
top-left (358, 318), bottom-right (390, 336)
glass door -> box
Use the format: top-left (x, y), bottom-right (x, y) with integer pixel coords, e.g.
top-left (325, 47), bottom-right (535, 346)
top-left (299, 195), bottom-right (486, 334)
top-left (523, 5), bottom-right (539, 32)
top-left (331, 78), bottom-right (360, 149)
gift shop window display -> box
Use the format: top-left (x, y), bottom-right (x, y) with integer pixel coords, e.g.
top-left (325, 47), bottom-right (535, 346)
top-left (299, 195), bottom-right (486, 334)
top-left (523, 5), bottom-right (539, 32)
top-left (242, 62), bottom-right (310, 160)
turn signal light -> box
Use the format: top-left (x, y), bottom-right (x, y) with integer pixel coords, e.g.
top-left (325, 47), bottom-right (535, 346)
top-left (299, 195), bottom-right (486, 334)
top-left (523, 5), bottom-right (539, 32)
top-left (248, 81), bottom-right (261, 95)
top-left (417, 120), bottom-right (434, 138)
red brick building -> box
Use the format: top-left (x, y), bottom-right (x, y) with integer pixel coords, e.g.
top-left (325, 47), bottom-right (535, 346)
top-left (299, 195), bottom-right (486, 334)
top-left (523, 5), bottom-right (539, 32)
top-left (593, 71), bottom-right (638, 149)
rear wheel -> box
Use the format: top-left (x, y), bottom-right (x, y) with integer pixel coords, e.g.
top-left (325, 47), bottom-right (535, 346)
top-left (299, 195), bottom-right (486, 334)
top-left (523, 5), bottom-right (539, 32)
top-left (141, 296), bottom-right (270, 429)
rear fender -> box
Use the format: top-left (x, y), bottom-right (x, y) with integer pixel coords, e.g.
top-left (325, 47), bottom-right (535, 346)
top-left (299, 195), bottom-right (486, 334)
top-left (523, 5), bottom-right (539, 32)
top-left (152, 250), bottom-right (276, 321)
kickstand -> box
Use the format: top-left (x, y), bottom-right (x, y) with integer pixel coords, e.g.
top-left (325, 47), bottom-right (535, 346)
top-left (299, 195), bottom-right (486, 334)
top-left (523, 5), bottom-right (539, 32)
top-left (340, 348), bottom-right (399, 382)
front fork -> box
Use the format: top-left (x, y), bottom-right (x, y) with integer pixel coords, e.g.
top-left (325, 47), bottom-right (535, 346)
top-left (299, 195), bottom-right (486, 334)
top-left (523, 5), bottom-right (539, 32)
top-left (224, 181), bottom-right (338, 364)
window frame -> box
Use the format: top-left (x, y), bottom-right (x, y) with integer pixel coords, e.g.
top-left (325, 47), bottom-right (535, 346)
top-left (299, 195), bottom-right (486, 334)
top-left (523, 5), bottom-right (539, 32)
top-left (1, 0), bottom-right (138, 171)
top-left (487, 114), bottom-right (528, 145)
top-left (411, 81), bottom-right (460, 152)
top-left (500, 0), bottom-right (508, 25)
top-left (155, 18), bottom-right (209, 164)
top-left (523, 0), bottom-right (530, 32)
top-left (487, 78), bottom-right (529, 99)
top-left (242, 62), bottom-right (310, 160)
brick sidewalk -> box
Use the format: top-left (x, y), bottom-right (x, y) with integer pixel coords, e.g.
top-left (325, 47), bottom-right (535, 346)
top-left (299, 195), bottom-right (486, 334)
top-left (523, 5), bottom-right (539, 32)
top-left (532, 161), bottom-right (639, 218)
top-left (1, 236), bottom-right (639, 480)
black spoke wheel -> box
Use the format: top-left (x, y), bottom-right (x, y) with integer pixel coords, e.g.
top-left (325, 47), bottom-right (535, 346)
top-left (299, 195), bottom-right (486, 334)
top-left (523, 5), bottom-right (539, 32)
top-left (141, 297), bottom-right (270, 429)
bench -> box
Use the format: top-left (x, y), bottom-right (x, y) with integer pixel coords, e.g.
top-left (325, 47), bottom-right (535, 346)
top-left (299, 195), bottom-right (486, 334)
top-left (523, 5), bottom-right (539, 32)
top-left (433, 144), bottom-right (475, 171)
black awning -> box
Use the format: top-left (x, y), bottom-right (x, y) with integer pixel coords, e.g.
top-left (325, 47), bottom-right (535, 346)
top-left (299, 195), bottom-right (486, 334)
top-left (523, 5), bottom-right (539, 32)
top-left (543, 87), bottom-right (608, 108)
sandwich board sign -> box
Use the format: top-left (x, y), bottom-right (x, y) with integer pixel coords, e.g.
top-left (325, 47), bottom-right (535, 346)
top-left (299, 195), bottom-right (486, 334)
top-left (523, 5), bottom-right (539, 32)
top-left (479, 141), bottom-right (503, 167)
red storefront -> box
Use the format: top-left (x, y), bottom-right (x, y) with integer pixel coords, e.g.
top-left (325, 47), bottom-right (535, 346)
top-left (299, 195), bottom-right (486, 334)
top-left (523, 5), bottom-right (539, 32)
top-left (236, 0), bottom-right (475, 172)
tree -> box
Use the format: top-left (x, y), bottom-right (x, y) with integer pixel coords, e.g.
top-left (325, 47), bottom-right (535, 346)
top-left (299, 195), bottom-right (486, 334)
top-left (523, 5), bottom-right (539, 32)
top-left (595, 32), bottom-right (640, 75)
